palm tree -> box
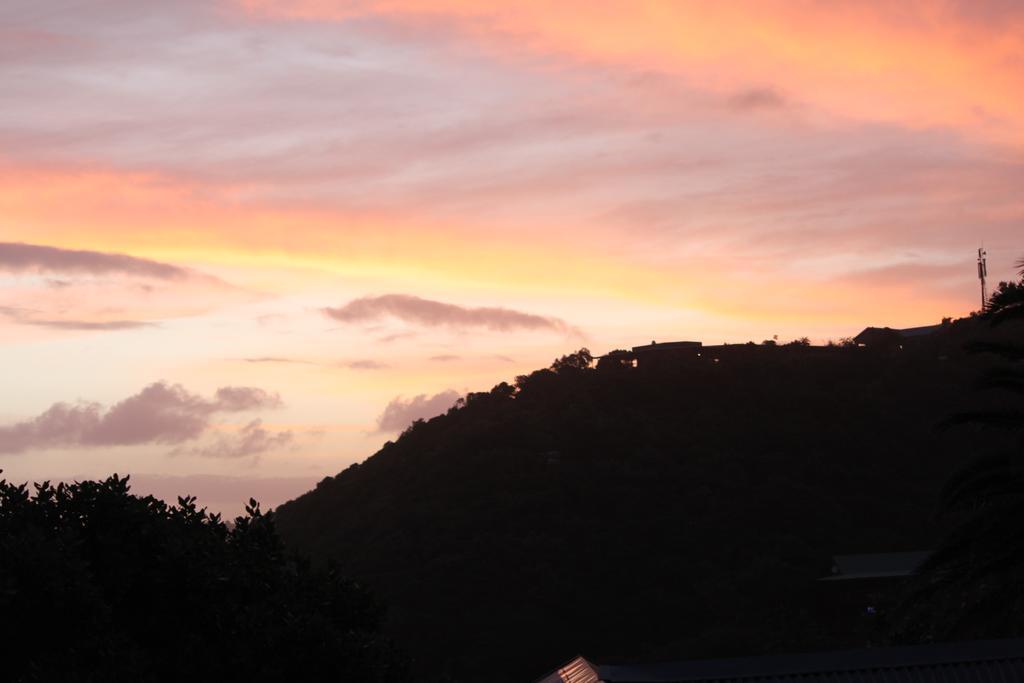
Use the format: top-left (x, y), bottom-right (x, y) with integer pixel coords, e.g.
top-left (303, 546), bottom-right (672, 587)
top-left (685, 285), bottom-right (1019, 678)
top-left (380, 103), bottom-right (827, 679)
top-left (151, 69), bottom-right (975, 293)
top-left (984, 257), bottom-right (1024, 323)
top-left (891, 255), bottom-right (1024, 642)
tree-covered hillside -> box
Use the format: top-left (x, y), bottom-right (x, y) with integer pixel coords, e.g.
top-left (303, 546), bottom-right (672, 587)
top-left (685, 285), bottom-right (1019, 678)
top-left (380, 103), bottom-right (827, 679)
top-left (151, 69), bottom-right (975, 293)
top-left (275, 319), bottom-right (1018, 683)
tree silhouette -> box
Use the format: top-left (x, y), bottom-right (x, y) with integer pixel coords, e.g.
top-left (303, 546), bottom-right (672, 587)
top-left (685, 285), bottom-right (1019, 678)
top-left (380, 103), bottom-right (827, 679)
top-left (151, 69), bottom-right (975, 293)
top-left (0, 473), bottom-right (408, 683)
top-left (983, 258), bottom-right (1024, 324)
top-left (550, 347), bottom-right (593, 373)
top-left (891, 256), bottom-right (1024, 642)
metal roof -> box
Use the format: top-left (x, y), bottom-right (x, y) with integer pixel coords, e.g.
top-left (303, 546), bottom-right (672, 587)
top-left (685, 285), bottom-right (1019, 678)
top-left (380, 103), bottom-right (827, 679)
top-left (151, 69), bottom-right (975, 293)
top-left (536, 656), bottom-right (600, 683)
top-left (818, 551), bottom-right (931, 581)
top-left (632, 341), bottom-right (702, 352)
top-left (594, 638), bottom-right (1024, 682)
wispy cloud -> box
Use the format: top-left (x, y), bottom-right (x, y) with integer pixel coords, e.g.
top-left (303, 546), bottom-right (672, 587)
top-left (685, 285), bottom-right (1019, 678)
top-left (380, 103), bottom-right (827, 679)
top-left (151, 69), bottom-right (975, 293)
top-left (242, 356), bottom-right (316, 365)
top-left (210, 386), bottom-right (282, 411)
top-left (0, 382), bottom-right (283, 454)
top-left (325, 294), bottom-right (580, 336)
top-left (25, 318), bottom-right (154, 331)
top-left (343, 359), bottom-right (389, 370)
top-left (429, 354), bottom-right (461, 362)
top-left (377, 331), bottom-right (417, 344)
top-left (0, 306), bottom-right (153, 331)
top-left (238, 1), bottom-right (1024, 145)
top-left (727, 87), bottom-right (787, 111)
top-left (0, 242), bottom-right (189, 279)
top-left (0, 243), bottom-right (252, 335)
top-left (376, 389), bottom-right (461, 433)
top-left (838, 262), bottom-right (967, 288)
top-left (1, 0), bottom-right (1021, 342)
top-left (241, 356), bottom-right (387, 370)
top-left (172, 419), bottom-right (294, 459)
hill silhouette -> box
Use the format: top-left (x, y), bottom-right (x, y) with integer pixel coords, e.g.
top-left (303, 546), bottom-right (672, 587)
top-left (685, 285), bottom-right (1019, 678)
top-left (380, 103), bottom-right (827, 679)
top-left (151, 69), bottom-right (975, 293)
top-left (275, 318), bottom-right (1018, 683)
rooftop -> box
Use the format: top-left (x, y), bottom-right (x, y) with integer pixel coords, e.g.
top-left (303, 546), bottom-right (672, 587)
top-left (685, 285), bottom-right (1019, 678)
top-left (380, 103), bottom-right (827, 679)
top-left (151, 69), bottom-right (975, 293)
top-left (819, 551), bottom-right (931, 581)
top-left (539, 638), bottom-right (1024, 683)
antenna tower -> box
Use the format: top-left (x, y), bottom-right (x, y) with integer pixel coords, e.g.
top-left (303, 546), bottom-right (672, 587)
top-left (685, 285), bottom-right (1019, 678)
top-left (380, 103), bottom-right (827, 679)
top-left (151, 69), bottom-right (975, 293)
top-left (977, 247), bottom-right (988, 311)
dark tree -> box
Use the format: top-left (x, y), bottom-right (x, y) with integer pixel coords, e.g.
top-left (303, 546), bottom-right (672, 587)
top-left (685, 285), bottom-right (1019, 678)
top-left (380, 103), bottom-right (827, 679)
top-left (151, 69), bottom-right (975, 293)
top-left (987, 279), bottom-right (1024, 313)
top-left (550, 347), bottom-right (593, 373)
top-left (982, 258), bottom-right (1024, 323)
top-left (0, 473), bottom-right (408, 683)
top-left (892, 259), bottom-right (1024, 642)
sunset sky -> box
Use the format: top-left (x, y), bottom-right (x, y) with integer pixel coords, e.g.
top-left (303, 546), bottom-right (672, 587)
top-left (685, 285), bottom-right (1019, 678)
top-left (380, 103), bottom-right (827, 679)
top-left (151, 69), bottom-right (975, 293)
top-left (2, 1), bottom-right (1022, 514)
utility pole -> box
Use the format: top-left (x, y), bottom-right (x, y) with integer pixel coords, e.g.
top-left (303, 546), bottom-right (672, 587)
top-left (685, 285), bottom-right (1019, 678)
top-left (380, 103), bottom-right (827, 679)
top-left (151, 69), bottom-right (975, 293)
top-left (978, 247), bottom-right (988, 311)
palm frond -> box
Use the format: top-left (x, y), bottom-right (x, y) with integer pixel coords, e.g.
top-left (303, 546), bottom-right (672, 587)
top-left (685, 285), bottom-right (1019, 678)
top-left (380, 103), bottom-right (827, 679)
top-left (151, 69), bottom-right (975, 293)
top-left (939, 454), bottom-right (1024, 513)
top-left (941, 473), bottom-right (1024, 513)
top-left (939, 410), bottom-right (1024, 430)
top-left (916, 500), bottom-right (1024, 578)
top-left (963, 341), bottom-right (1024, 361)
top-left (991, 302), bottom-right (1024, 326)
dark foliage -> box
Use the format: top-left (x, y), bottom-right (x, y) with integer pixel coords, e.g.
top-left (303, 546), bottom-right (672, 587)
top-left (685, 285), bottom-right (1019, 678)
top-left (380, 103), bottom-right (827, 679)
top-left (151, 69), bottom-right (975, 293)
top-left (984, 267), bottom-right (1024, 325)
top-left (0, 474), bottom-right (408, 683)
top-left (276, 317), bottom-right (1019, 682)
top-left (892, 275), bottom-right (1024, 642)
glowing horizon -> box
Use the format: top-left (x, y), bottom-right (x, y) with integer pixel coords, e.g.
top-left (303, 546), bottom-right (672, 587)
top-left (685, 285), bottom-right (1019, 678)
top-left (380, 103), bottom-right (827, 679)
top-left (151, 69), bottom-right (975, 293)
top-left (1, 0), bottom-right (1021, 514)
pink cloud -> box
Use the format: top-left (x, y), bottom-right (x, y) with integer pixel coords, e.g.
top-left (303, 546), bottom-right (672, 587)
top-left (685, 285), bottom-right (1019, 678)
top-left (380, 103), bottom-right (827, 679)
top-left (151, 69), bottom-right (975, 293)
top-left (1, 0), bottom-right (1021, 330)
top-left (343, 359), bottom-right (389, 370)
top-left (0, 306), bottom-right (153, 330)
top-left (0, 382), bottom-right (284, 454)
top-left (325, 294), bottom-right (580, 335)
top-left (172, 419), bottom-right (294, 459)
top-left (0, 242), bottom-right (189, 280)
top-left (376, 389), bottom-right (460, 433)
top-left (0, 241), bottom-right (256, 337)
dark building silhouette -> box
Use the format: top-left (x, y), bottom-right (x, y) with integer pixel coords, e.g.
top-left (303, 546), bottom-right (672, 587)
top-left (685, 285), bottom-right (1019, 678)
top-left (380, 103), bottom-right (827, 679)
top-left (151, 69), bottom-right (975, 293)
top-left (631, 341), bottom-right (702, 369)
top-left (596, 338), bottom-right (846, 369)
top-left (853, 322), bottom-right (949, 349)
top-left (597, 318), bottom-right (956, 368)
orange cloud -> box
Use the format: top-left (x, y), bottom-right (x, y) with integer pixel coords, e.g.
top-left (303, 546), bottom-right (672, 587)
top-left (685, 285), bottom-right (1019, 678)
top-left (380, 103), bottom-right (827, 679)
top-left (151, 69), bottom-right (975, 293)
top-left (238, 0), bottom-right (1024, 144)
top-left (0, 162), bottom-right (985, 333)
top-left (0, 166), bottom-right (684, 300)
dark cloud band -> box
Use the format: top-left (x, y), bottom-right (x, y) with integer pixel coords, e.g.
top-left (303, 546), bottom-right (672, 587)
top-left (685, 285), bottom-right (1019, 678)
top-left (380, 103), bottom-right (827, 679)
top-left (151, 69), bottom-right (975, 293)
top-left (324, 294), bottom-right (579, 335)
top-left (0, 242), bottom-right (190, 280)
top-left (0, 306), bottom-right (153, 330)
